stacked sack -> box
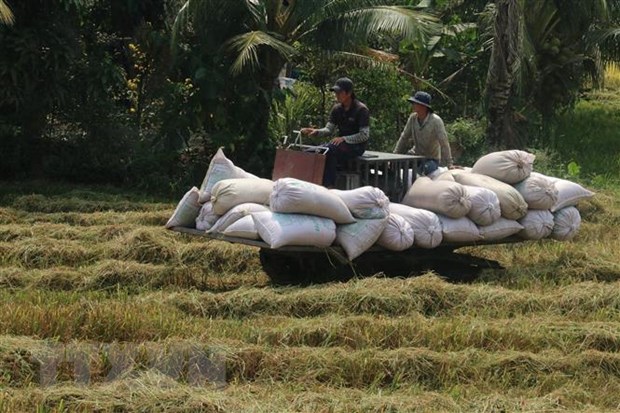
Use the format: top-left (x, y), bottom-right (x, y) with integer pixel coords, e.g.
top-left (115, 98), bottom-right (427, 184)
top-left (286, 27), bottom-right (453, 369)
top-left (164, 149), bottom-right (389, 260)
top-left (426, 150), bottom-right (593, 242)
top-left (166, 148), bottom-right (594, 262)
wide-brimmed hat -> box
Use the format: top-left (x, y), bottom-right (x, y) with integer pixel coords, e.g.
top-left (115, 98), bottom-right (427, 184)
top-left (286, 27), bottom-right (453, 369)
top-left (329, 77), bottom-right (354, 93)
top-left (407, 91), bottom-right (433, 111)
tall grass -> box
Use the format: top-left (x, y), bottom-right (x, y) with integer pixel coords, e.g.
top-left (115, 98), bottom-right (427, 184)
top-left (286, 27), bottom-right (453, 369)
top-left (605, 62), bottom-right (620, 90)
top-left (549, 65), bottom-right (620, 180)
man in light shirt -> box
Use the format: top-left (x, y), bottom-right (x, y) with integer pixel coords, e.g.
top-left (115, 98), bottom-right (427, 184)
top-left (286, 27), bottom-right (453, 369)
top-left (301, 77), bottom-right (370, 187)
top-left (393, 91), bottom-right (453, 175)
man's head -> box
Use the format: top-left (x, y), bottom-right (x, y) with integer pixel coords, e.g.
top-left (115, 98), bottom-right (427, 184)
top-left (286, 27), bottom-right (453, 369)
top-left (407, 91), bottom-right (433, 116)
top-left (330, 77), bottom-right (355, 104)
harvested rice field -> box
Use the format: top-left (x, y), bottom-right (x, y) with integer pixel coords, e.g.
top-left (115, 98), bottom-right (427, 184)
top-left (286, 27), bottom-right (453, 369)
top-left (0, 182), bottom-right (619, 412)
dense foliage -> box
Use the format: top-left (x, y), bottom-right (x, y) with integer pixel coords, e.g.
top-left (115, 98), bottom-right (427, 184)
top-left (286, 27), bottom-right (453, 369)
top-left (0, 0), bottom-right (618, 195)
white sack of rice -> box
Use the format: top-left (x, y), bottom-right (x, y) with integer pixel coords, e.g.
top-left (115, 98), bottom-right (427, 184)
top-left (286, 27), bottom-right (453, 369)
top-left (551, 206), bottom-right (581, 241)
top-left (165, 187), bottom-right (201, 229)
top-left (336, 218), bottom-right (388, 260)
top-left (517, 209), bottom-right (554, 240)
top-left (479, 218), bottom-right (523, 241)
top-left (376, 214), bottom-right (414, 251)
top-left (330, 186), bottom-right (389, 219)
top-left (222, 215), bottom-right (260, 240)
top-left (513, 174), bottom-right (559, 210)
top-left (434, 170), bottom-right (456, 181)
top-left (530, 172), bottom-right (594, 212)
top-left (198, 148), bottom-right (259, 203)
top-left (401, 176), bottom-right (471, 219)
top-left (270, 178), bottom-right (355, 224)
top-left (438, 215), bottom-right (482, 243)
top-left (195, 202), bottom-right (220, 231)
top-left (465, 185), bottom-right (502, 226)
top-left (471, 150), bottom-right (535, 184)
top-left (208, 203), bottom-right (269, 234)
top-left (211, 178), bottom-right (273, 215)
top-left (389, 203), bottom-right (443, 248)
top-left (452, 172), bottom-right (528, 220)
top-left (252, 211), bottom-right (336, 249)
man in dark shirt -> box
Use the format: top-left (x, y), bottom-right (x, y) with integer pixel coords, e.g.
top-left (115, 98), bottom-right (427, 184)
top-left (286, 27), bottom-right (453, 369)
top-left (301, 77), bottom-right (370, 187)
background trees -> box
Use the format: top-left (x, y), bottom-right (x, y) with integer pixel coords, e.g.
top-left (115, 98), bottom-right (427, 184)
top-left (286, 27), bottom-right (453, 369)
top-left (484, 0), bottom-right (620, 148)
top-left (171, 0), bottom-right (439, 171)
top-left (0, 0), bottom-right (618, 194)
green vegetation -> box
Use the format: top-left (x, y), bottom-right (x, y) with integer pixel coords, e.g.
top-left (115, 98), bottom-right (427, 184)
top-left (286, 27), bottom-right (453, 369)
top-left (1, 0), bottom-right (619, 194)
top-left (551, 89), bottom-right (620, 180)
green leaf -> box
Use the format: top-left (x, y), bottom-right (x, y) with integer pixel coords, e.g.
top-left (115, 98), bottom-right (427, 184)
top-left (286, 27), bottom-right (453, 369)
top-left (225, 30), bottom-right (297, 76)
top-left (0, 0), bottom-right (14, 25)
top-left (567, 161), bottom-right (581, 178)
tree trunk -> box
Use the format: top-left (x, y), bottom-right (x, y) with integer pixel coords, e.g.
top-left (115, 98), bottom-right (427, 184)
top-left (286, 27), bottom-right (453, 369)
top-left (243, 87), bottom-right (274, 176)
top-left (240, 53), bottom-right (284, 176)
top-left (485, 0), bottom-right (522, 149)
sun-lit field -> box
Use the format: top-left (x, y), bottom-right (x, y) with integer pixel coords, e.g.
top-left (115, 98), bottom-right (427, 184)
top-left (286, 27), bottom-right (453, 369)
top-left (0, 179), bottom-right (618, 412)
top-left (605, 63), bottom-right (620, 91)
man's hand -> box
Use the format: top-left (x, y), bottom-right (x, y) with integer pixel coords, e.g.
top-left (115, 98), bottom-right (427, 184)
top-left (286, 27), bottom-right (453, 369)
top-left (330, 137), bottom-right (345, 146)
top-left (300, 127), bottom-right (319, 137)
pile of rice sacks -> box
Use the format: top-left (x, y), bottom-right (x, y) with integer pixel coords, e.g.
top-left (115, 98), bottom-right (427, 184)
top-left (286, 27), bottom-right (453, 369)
top-left (166, 148), bottom-right (593, 261)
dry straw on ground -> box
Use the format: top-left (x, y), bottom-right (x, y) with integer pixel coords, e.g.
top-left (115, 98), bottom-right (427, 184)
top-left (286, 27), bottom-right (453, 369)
top-left (0, 186), bottom-right (618, 412)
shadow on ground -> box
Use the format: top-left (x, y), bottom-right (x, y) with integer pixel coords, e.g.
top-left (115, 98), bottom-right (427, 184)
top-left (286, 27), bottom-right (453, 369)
top-left (260, 248), bottom-right (503, 286)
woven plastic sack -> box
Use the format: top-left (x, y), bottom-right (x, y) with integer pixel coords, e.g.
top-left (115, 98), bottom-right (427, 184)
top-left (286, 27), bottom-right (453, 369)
top-left (479, 218), bottom-right (523, 241)
top-left (471, 150), bottom-right (535, 184)
top-left (211, 178), bottom-right (273, 215)
top-left (514, 174), bottom-right (558, 210)
top-left (438, 215), bottom-right (482, 243)
top-left (376, 214), bottom-right (414, 251)
top-left (165, 187), bottom-right (201, 229)
top-left (208, 203), bottom-right (269, 234)
top-left (552, 207), bottom-right (581, 241)
top-left (198, 148), bottom-right (258, 203)
top-left (252, 211), bottom-right (336, 249)
top-left (452, 172), bottom-right (528, 220)
top-left (434, 170), bottom-right (455, 181)
top-left (551, 179), bottom-right (594, 212)
top-left (195, 202), bottom-right (220, 231)
top-left (530, 173), bottom-right (594, 212)
top-left (336, 218), bottom-right (388, 260)
top-left (270, 178), bottom-right (355, 224)
top-left (389, 203), bottom-right (442, 248)
top-left (465, 185), bottom-right (501, 226)
top-left (518, 210), bottom-right (554, 240)
top-left (330, 186), bottom-right (389, 219)
top-left (402, 177), bottom-right (471, 219)
top-left (222, 215), bottom-right (259, 240)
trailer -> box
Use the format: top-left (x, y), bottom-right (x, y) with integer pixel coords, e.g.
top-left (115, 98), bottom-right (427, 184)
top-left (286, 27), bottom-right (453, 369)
top-left (170, 138), bottom-right (524, 283)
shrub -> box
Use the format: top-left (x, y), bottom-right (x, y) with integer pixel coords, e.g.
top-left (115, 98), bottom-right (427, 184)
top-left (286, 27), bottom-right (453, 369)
top-left (445, 117), bottom-right (487, 166)
top-left (268, 81), bottom-right (324, 146)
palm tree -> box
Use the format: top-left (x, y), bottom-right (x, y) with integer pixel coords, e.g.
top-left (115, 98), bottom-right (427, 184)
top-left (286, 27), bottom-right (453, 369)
top-left (172, 0), bottom-right (440, 166)
top-left (484, 0), bottom-right (522, 150)
top-left (485, 0), bottom-right (620, 149)
top-left (0, 0), bottom-right (14, 25)
top-left (584, 0), bottom-right (620, 81)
